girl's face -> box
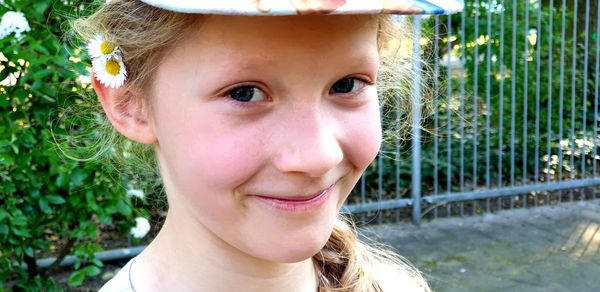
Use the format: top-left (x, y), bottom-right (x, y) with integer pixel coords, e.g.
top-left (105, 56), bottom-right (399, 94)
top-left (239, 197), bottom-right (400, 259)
top-left (149, 15), bottom-right (381, 263)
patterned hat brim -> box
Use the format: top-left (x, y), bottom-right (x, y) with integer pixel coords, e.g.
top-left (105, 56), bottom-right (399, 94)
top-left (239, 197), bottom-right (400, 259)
top-left (140, 0), bottom-right (464, 16)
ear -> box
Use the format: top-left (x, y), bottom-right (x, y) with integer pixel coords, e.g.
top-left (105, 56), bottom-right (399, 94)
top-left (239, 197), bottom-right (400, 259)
top-left (92, 74), bottom-right (156, 145)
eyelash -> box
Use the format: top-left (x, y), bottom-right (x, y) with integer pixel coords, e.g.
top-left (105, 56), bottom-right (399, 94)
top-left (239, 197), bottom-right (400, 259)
top-left (222, 76), bottom-right (374, 107)
top-left (221, 83), bottom-right (270, 109)
top-left (329, 76), bottom-right (373, 95)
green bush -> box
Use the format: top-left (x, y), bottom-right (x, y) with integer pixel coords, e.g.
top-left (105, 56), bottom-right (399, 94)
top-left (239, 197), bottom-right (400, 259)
top-left (425, 0), bottom-right (599, 191)
top-left (0, 0), bottom-right (136, 289)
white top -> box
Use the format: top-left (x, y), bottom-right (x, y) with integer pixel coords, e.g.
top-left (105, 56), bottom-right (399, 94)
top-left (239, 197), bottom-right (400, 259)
top-left (99, 257), bottom-right (136, 292)
top-left (97, 256), bottom-right (428, 291)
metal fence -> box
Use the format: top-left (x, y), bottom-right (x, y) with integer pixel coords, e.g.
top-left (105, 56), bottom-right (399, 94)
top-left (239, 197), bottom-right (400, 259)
top-left (344, 0), bottom-right (600, 225)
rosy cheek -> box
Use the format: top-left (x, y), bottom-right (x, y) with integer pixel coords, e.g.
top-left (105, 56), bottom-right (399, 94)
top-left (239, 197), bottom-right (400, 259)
top-left (340, 101), bottom-right (382, 171)
top-left (175, 124), bottom-right (265, 191)
top-left (151, 96), bottom-right (263, 195)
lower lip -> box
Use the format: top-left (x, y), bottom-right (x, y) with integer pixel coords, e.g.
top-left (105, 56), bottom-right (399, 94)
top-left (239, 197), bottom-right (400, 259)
top-left (252, 183), bottom-right (336, 213)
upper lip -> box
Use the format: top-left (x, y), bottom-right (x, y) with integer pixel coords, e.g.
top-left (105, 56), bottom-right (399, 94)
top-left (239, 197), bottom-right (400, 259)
top-left (252, 182), bottom-right (336, 201)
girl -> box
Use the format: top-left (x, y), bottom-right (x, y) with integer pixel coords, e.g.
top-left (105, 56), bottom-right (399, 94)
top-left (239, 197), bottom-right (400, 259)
top-left (73, 0), bottom-right (462, 291)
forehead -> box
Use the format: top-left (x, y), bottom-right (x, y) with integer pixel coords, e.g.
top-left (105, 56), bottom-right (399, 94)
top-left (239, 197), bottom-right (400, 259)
top-left (148, 15), bottom-right (381, 99)
top-left (170, 15), bottom-right (380, 66)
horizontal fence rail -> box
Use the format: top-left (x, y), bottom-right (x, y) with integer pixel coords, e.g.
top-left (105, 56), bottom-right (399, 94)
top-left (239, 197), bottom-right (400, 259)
top-left (345, 0), bottom-right (600, 225)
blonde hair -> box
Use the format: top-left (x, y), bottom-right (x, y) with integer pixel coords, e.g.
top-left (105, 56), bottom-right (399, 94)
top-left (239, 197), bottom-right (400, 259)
top-left (72, 1), bottom-right (429, 290)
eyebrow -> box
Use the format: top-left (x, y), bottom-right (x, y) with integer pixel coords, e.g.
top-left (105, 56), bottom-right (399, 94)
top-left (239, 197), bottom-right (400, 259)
top-left (230, 50), bottom-right (379, 70)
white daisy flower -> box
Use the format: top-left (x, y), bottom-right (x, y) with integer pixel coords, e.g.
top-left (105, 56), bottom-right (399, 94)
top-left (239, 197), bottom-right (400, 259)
top-left (0, 11), bottom-right (31, 40)
top-left (130, 217), bottom-right (150, 239)
top-left (126, 189), bottom-right (145, 200)
top-left (92, 55), bottom-right (127, 89)
top-left (87, 34), bottom-right (119, 59)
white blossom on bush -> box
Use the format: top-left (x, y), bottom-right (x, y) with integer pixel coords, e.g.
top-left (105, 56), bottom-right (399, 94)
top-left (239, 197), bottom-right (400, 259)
top-left (130, 217), bottom-right (150, 239)
top-left (126, 189), bottom-right (145, 200)
top-left (0, 11), bottom-right (30, 39)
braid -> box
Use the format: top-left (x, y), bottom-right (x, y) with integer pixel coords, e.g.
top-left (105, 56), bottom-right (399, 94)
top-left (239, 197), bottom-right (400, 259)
top-left (313, 217), bottom-right (430, 291)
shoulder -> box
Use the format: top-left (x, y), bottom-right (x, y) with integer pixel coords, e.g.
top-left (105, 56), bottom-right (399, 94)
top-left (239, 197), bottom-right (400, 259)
top-left (99, 258), bottom-right (136, 292)
top-left (373, 262), bottom-right (431, 292)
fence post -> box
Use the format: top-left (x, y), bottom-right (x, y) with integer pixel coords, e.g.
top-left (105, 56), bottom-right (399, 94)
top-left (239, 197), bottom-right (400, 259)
top-left (411, 16), bottom-right (423, 226)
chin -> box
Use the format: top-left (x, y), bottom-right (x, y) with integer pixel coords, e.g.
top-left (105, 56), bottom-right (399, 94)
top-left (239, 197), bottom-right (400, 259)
top-left (278, 235), bottom-right (331, 263)
top-left (249, 220), bottom-right (335, 264)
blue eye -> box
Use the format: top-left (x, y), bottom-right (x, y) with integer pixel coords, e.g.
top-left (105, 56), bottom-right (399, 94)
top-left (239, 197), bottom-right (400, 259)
top-left (330, 78), bottom-right (363, 94)
top-left (228, 86), bottom-right (267, 102)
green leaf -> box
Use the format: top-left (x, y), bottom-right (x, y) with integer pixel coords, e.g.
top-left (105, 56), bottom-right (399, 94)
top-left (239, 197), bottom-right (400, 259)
top-left (32, 0), bottom-right (52, 20)
top-left (24, 246), bottom-right (34, 257)
top-left (33, 68), bottom-right (53, 80)
top-left (38, 198), bottom-right (50, 213)
top-left (20, 132), bottom-right (37, 147)
top-left (12, 227), bottom-right (30, 237)
top-left (0, 153), bottom-right (14, 166)
top-left (46, 195), bottom-right (66, 204)
top-left (11, 216), bottom-right (27, 226)
top-left (92, 259), bottom-right (103, 267)
top-left (55, 172), bottom-right (67, 188)
top-left (0, 224), bottom-right (8, 235)
top-left (84, 265), bottom-right (101, 277)
top-left (70, 168), bottom-right (89, 187)
top-left (0, 209), bottom-right (8, 221)
top-left (98, 214), bottom-right (112, 225)
top-left (116, 200), bottom-right (132, 216)
top-left (67, 271), bottom-right (85, 287)
top-left (30, 43), bottom-right (50, 55)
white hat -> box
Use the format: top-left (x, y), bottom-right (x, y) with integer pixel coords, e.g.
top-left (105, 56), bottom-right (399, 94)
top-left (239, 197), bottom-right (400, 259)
top-left (140, 0), bottom-right (463, 16)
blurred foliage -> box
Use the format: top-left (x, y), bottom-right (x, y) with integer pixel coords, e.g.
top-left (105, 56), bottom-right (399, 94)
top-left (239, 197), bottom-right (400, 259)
top-left (0, 0), bottom-right (137, 289)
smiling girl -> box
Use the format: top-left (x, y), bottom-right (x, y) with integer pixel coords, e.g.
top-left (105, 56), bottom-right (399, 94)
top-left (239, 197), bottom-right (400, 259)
top-left (73, 0), bottom-right (462, 291)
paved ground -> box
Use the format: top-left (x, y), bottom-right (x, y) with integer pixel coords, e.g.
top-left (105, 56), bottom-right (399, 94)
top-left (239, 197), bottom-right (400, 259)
top-left (367, 200), bottom-right (600, 292)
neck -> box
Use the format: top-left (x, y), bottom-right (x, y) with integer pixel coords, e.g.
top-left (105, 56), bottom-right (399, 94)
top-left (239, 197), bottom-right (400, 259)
top-left (131, 207), bottom-right (319, 291)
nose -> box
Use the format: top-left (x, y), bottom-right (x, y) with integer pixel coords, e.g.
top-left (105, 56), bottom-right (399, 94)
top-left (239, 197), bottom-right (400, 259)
top-left (272, 105), bottom-right (343, 178)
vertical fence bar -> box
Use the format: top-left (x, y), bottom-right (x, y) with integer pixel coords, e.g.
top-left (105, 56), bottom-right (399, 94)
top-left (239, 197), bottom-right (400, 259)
top-left (498, 0), bottom-right (506, 211)
top-left (534, 0), bottom-right (543, 206)
top-left (377, 148), bottom-right (383, 223)
top-left (433, 15), bottom-right (440, 219)
top-left (485, 0), bottom-right (492, 213)
top-left (523, 0), bottom-right (530, 208)
top-left (473, 2), bottom-right (480, 215)
top-left (558, 0), bottom-right (567, 203)
top-left (569, 0), bottom-right (579, 202)
top-left (395, 61), bottom-right (402, 222)
top-left (594, 0), bottom-right (600, 200)
top-left (395, 115), bottom-right (400, 222)
top-left (394, 16), bottom-right (403, 222)
top-left (446, 14), bottom-right (453, 216)
top-left (546, 0), bottom-right (554, 202)
top-left (581, 0), bottom-right (590, 188)
top-left (510, 0), bottom-right (517, 209)
top-left (459, 4), bottom-right (466, 217)
top-left (411, 16), bottom-right (423, 225)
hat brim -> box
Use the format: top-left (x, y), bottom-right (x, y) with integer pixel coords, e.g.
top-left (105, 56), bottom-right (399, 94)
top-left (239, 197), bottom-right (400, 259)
top-left (140, 0), bottom-right (463, 16)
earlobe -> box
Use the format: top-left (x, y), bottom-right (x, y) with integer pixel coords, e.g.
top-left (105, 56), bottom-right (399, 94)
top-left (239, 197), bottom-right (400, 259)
top-left (92, 74), bottom-right (157, 145)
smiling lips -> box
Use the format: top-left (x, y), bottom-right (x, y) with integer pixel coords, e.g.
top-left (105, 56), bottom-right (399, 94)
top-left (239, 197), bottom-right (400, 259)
top-left (252, 183), bottom-right (336, 212)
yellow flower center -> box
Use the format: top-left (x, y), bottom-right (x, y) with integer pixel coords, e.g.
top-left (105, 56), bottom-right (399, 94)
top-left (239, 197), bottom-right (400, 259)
top-left (100, 41), bottom-right (116, 55)
top-left (105, 58), bottom-right (121, 76)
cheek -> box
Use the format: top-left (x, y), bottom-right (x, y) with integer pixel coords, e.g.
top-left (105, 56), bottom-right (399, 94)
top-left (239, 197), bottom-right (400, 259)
top-left (153, 105), bottom-right (265, 194)
top-left (339, 99), bottom-right (382, 171)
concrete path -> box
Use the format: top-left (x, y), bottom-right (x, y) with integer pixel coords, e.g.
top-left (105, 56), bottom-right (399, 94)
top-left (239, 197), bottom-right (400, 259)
top-left (367, 200), bottom-right (600, 292)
